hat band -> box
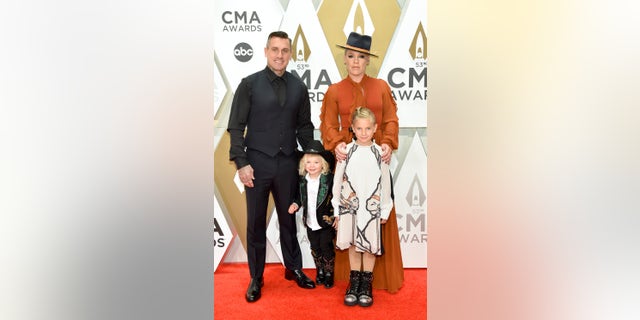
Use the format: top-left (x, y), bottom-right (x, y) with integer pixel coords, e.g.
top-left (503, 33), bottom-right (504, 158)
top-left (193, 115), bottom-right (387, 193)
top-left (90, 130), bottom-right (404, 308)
top-left (342, 44), bottom-right (370, 53)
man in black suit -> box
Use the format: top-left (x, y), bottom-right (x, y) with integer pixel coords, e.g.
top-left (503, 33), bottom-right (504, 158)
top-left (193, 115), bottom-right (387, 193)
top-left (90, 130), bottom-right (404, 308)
top-left (227, 31), bottom-right (316, 303)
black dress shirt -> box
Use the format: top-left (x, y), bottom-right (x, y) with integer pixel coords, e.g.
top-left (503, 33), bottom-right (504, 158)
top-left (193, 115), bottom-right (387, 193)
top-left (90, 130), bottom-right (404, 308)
top-left (273, 75), bottom-right (286, 106)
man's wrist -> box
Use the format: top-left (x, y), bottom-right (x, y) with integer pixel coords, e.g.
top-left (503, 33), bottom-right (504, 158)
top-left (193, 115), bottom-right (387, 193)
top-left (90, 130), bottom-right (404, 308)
top-left (234, 158), bottom-right (249, 170)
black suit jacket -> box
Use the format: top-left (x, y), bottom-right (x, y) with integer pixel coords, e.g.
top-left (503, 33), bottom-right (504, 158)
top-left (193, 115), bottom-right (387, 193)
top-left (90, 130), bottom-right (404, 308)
top-left (293, 173), bottom-right (334, 229)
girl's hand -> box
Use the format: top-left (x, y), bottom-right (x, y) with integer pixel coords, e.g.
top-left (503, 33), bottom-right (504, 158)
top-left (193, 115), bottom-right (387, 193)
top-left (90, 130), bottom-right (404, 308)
top-left (288, 203), bottom-right (299, 214)
top-left (333, 216), bottom-right (340, 229)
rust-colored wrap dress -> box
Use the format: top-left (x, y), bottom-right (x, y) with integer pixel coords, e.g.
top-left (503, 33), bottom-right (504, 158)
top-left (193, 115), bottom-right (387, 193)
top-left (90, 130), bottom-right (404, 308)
top-left (319, 74), bottom-right (404, 293)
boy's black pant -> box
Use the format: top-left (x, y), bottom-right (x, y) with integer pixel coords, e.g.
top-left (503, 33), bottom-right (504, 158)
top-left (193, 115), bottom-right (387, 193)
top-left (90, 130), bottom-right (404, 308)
top-left (306, 226), bottom-right (335, 259)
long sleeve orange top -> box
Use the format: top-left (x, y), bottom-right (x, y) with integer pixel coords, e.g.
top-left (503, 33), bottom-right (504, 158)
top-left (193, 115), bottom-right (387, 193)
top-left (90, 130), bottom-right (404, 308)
top-left (319, 75), bottom-right (399, 152)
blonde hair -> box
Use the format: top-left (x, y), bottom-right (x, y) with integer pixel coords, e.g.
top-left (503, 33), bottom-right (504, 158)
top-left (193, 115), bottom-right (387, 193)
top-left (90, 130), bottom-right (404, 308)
top-left (351, 106), bottom-right (376, 125)
top-left (298, 154), bottom-right (330, 176)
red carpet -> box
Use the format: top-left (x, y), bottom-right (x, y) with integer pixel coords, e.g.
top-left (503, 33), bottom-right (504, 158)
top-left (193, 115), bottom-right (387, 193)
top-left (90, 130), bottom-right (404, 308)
top-left (214, 263), bottom-right (427, 320)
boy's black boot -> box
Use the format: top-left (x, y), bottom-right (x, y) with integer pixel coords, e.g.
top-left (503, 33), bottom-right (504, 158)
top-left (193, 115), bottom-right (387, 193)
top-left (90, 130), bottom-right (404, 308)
top-left (322, 256), bottom-right (335, 288)
top-left (312, 253), bottom-right (325, 285)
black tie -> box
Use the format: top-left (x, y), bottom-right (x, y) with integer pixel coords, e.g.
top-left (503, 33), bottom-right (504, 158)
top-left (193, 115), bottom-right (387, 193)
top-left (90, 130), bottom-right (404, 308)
top-left (275, 77), bottom-right (286, 106)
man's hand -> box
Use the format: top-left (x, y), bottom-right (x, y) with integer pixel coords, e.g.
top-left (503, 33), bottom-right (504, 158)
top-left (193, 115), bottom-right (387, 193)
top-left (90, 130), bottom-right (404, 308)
top-left (238, 165), bottom-right (255, 188)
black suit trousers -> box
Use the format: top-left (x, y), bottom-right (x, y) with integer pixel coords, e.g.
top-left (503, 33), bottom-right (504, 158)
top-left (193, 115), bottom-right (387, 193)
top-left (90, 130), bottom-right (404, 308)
top-left (245, 149), bottom-right (302, 278)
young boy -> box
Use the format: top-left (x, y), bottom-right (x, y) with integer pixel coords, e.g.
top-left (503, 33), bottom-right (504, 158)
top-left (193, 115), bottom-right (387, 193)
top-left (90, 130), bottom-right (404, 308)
top-left (288, 140), bottom-right (336, 288)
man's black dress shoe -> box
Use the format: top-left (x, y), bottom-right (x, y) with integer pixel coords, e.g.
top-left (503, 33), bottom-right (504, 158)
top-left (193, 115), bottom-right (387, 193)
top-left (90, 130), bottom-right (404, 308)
top-left (245, 277), bottom-right (264, 302)
top-left (284, 269), bottom-right (316, 289)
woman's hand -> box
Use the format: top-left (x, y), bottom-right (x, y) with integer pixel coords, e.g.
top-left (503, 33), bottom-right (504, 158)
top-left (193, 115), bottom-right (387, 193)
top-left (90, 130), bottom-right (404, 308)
top-left (334, 142), bottom-right (347, 161)
top-left (381, 143), bottom-right (392, 164)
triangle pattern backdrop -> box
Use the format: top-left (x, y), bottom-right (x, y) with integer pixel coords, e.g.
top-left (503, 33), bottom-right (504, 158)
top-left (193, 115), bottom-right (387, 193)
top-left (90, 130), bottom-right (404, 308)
top-left (213, 0), bottom-right (427, 271)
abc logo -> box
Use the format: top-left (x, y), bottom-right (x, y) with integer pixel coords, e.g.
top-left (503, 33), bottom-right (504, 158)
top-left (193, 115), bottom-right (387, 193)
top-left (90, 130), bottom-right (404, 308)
top-left (234, 42), bottom-right (253, 62)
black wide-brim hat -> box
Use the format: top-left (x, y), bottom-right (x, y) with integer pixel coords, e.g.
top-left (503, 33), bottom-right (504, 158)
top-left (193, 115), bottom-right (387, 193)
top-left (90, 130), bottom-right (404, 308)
top-left (336, 32), bottom-right (378, 57)
top-left (302, 140), bottom-right (336, 172)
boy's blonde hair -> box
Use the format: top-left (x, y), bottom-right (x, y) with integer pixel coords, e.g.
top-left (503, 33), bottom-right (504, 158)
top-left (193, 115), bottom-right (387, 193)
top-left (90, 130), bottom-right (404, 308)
top-left (351, 106), bottom-right (376, 124)
top-left (298, 153), bottom-right (330, 176)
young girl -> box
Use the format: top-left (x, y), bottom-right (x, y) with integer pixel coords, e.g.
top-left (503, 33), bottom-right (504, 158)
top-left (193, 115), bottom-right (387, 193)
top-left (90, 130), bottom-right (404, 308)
top-left (288, 140), bottom-right (336, 288)
top-left (332, 107), bottom-right (393, 307)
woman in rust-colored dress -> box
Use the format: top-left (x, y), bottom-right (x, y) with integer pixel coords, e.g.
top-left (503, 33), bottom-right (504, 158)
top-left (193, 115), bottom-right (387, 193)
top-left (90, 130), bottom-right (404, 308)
top-left (319, 32), bottom-right (404, 294)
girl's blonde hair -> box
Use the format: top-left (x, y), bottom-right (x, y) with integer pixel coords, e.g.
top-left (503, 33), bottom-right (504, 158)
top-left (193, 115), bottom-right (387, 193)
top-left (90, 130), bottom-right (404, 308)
top-left (298, 153), bottom-right (330, 176)
top-left (351, 106), bottom-right (376, 125)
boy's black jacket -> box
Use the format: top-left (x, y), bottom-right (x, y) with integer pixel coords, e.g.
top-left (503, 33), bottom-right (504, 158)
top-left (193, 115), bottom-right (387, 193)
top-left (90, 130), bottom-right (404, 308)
top-left (293, 173), bottom-right (334, 228)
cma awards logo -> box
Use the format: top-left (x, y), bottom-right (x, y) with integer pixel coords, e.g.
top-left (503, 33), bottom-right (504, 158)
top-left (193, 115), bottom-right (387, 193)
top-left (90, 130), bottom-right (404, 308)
top-left (289, 25), bottom-right (332, 103)
top-left (387, 22), bottom-right (427, 101)
top-left (409, 22), bottom-right (427, 66)
top-left (221, 10), bottom-right (263, 32)
top-left (291, 25), bottom-right (311, 68)
top-left (317, 0), bottom-right (400, 78)
top-left (398, 175), bottom-right (427, 244)
top-left (343, 0), bottom-right (375, 37)
top-left (406, 175), bottom-right (426, 209)
top-left (213, 217), bottom-right (227, 248)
